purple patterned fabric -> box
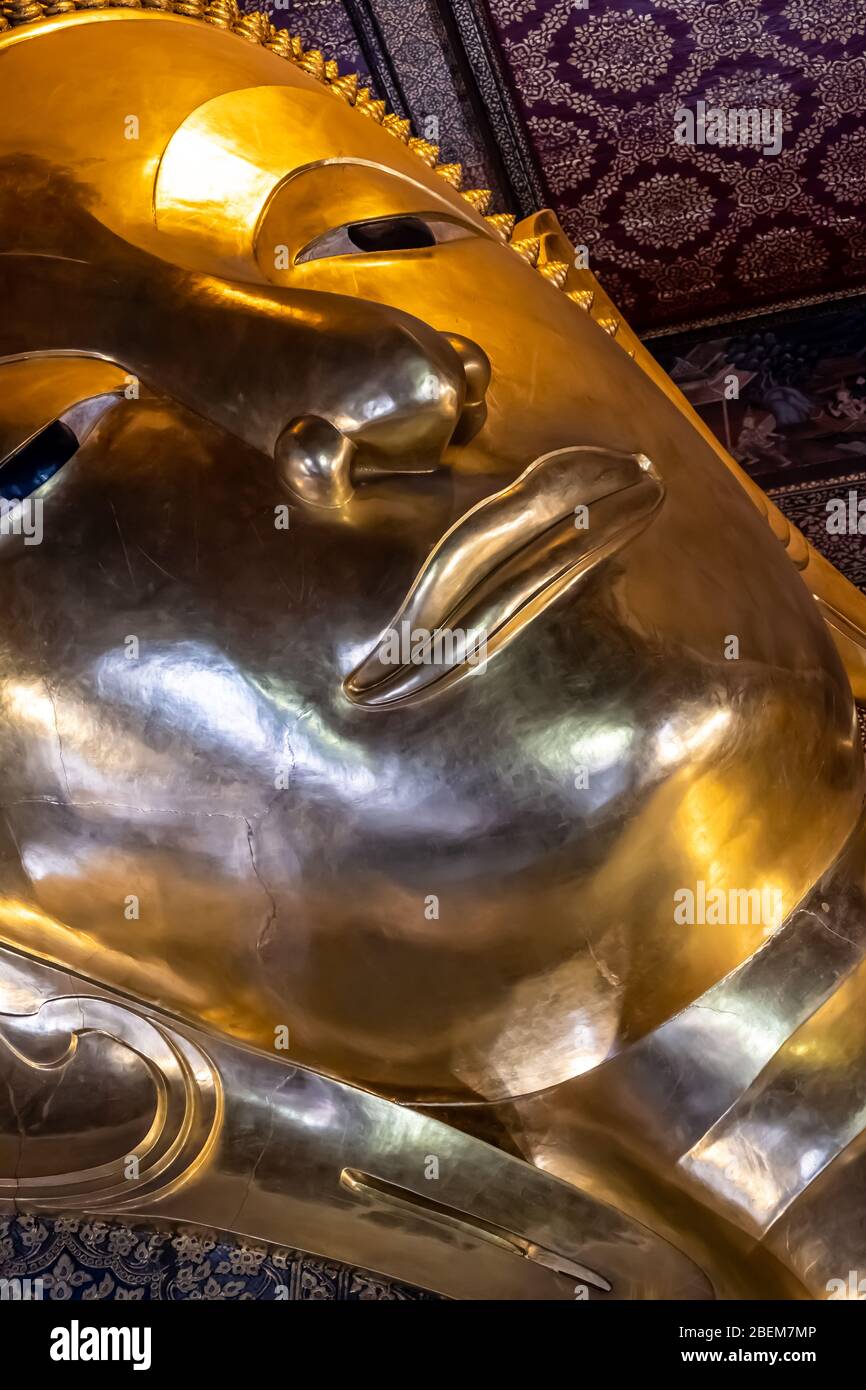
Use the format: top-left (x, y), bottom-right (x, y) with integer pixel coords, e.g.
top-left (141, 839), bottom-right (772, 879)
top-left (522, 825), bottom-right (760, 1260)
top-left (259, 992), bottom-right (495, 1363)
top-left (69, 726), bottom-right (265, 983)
top-left (0, 1213), bottom-right (440, 1300)
top-left (484, 0), bottom-right (866, 329)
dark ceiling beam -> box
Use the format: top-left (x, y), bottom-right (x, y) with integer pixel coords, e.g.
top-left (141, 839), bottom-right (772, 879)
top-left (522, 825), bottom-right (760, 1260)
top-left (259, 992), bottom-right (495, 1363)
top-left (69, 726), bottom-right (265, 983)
top-left (343, 0), bottom-right (412, 119)
top-left (431, 0), bottom-right (549, 216)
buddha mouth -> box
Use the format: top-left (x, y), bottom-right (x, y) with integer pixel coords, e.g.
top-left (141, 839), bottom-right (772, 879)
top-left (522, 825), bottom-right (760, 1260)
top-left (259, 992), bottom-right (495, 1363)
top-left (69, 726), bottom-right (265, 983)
top-left (344, 446), bottom-right (664, 708)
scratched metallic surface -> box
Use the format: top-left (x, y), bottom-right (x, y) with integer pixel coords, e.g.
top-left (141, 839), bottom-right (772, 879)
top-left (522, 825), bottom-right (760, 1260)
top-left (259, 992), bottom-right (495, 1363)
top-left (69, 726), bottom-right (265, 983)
top-left (0, 7), bottom-right (866, 1298)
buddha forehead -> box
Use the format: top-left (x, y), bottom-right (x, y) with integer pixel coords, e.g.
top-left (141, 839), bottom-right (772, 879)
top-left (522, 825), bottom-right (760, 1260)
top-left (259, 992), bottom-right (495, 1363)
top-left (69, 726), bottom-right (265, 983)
top-left (1, 13), bottom-right (499, 273)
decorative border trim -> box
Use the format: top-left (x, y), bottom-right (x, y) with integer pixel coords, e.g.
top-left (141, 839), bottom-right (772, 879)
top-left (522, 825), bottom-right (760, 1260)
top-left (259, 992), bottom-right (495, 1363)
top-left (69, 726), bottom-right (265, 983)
top-left (768, 471), bottom-right (866, 498)
top-left (431, 0), bottom-right (548, 215)
top-left (642, 286), bottom-right (866, 341)
top-left (344, 0), bottom-right (411, 119)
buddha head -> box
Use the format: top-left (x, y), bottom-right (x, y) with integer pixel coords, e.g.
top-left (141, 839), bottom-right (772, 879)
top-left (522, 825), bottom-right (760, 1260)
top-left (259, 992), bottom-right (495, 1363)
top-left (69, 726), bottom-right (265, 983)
top-left (0, 5), bottom-right (862, 1104)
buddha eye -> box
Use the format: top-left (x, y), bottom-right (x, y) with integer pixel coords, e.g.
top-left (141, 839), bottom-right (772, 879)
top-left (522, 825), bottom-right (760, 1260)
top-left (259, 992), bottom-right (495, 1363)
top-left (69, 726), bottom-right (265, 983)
top-left (0, 394), bottom-right (119, 503)
top-left (347, 216), bottom-right (435, 252)
top-left (0, 420), bottom-right (78, 501)
top-left (296, 214), bottom-right (474, 264)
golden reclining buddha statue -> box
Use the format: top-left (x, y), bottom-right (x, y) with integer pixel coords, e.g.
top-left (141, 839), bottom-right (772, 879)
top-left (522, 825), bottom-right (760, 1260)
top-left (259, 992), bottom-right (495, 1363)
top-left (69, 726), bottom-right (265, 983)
top-left (3, 1), bottom-right (866, 1302)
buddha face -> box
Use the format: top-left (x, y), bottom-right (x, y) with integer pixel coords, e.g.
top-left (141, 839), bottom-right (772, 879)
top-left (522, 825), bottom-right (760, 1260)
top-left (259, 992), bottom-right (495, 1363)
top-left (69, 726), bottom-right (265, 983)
top-left (0, 11), bottom-right (861, 1102)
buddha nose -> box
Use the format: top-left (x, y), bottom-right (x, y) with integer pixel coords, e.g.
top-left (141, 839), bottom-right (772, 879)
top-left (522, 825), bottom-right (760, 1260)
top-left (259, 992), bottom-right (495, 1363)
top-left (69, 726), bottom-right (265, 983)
top-left (275, 326), bottom-right (491, 508)
top-left (442, 333), bottom-right (490, 445)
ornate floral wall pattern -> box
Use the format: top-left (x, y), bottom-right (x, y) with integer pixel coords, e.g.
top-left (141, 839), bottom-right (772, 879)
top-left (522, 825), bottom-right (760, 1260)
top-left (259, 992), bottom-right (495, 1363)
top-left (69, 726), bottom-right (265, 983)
top-left (482, 0), bottom-right (866, 329)
top-left (0, 1213), bottom-right (441, 1301)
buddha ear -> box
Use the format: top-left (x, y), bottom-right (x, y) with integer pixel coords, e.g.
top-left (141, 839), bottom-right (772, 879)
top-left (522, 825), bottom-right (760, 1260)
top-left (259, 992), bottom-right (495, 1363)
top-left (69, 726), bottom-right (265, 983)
top-left (0, 355), bottom-right (129, 498)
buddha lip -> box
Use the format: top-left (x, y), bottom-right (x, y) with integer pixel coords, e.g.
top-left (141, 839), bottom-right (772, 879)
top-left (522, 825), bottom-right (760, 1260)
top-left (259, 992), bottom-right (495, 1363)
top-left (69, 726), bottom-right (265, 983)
top-left (344, 446), bottom-right (665, 709)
